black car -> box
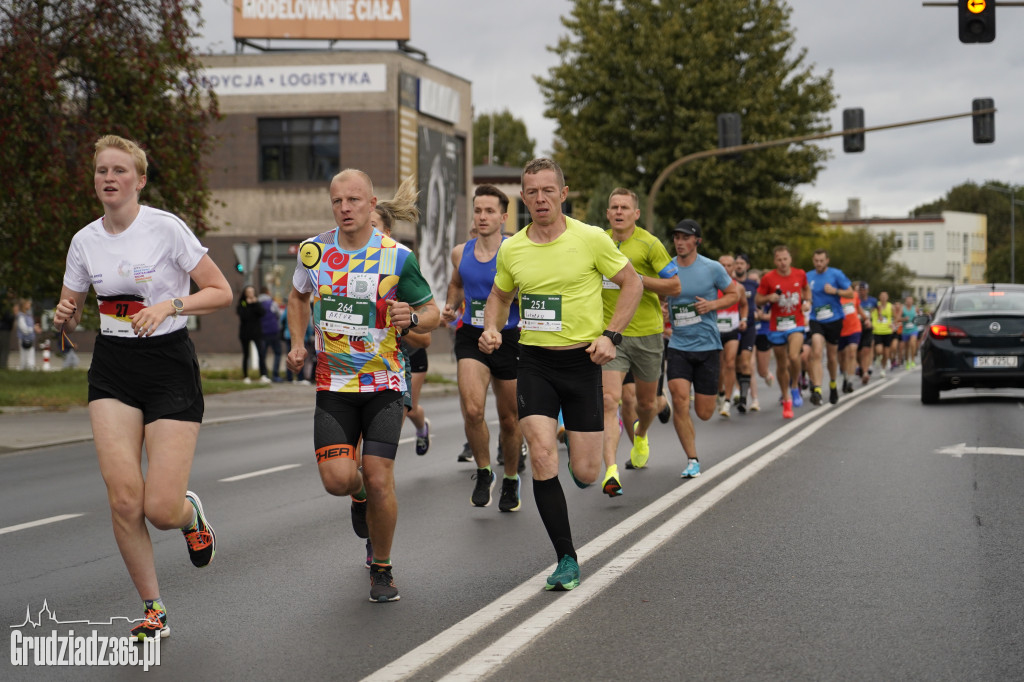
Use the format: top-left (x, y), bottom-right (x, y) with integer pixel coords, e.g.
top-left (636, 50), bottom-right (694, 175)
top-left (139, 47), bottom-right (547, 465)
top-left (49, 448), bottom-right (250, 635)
top-left (918, 283), bottom-right (1024, 403)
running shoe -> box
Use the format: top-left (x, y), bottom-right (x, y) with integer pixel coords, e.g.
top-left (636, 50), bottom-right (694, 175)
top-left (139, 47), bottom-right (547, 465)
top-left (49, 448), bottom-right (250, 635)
top-left (680, 459), bottom-right (701, 478)
top-left (498, 476), bottom-right (522, 512)
top-left (880, 368), bottom-right (887, 378)
top-left (842, 379), bottom-right (854, 394)
top-left (791, 388), bottom-right (803, 408)
top-left (471, 468), bottom-right (495, 507)
top-left (736, 395), bottom-right (747, 414)
top-left (719, 400), bottom-right (731, 418)
top-left (657, 401), bottom-right (671, 423)
top-left (749, 399), bottom-right (760, 412)
top-left (415, 418), bottom-right (430, 456)
top-left (829, 386), bottom-right (839, 405)
top-left (566, 458), bottom-right (591, 488)
top-left (544, 555), bottom-right (580, 591)
top-left (351, 498), bottom-right (369, 538)
top-left (457, 442), bottom-right (473, 462)
top-left (715, 393), bottom-right (725, 414)
top-left (602, 465), bottom-right (623, 497)
top-left (782, 400), bottom-right (794, 419)
top-left (765, 372), bottom-right (774, 386)
top-left (182, 491), bottom-right (216, 568)
top-left (365, 539), bottom-right (373, 568)
top-left (810, 387), bottom-right (823, 406)
top-left (130, 607), bottom-right (169, 640)
top-left (497, 442), bottom-right (504, 465)
top-left (557, 425), bottom-right (566, 444)
top-left (259, 375), bottom-right (272, 384)
top-left (369, 563), bottom-right (400, 602)
top-left (519, 442), bottom-right (528, 472)
top-left (629, 421), bottom-right (650, 469)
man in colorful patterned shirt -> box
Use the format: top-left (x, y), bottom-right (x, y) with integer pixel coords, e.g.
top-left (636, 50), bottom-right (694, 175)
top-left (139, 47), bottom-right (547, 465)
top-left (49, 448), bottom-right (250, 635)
top-left (286, 169), bottom-right (439, 603)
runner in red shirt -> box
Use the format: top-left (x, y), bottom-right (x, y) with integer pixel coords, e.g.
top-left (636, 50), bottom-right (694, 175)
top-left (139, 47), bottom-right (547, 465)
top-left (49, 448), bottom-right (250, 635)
top-left (756, 245), bottom-right (810, 419)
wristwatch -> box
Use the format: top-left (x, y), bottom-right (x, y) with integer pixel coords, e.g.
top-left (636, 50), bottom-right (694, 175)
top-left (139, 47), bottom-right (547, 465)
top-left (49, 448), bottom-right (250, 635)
top-left (409, 312), bottom-right (419, 330)
top-left (602, 329), bottom-right (623, 346)
top-left (171, 298), bottom-right (185, 317)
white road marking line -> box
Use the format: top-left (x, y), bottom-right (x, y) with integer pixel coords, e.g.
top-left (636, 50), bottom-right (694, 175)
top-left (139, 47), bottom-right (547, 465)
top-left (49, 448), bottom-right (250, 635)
top-left (0, 514), bottom-right (84, 536)
top-left (367, 379), bottom-right (893, 681)
top-left (219, 464), bottom-right (302, 482)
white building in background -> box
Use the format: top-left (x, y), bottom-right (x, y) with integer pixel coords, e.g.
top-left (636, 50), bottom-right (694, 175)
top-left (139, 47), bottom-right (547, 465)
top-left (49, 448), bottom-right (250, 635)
top-left (827, 199), bottom-right (987, 306)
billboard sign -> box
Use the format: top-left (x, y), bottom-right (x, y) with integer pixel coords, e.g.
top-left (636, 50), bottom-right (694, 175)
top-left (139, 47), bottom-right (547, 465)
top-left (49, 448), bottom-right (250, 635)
top-left (233, 0), bottom-right (410, 41)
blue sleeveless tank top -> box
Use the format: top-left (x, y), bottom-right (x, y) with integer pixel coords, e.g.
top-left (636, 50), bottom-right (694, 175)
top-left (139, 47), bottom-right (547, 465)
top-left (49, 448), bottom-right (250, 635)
top-left (459, 237), bottom-right (520, 329)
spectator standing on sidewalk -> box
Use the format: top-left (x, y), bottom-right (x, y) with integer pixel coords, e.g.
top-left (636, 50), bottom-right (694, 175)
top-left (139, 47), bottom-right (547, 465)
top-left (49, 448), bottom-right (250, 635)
top-left (236, 285), bottom-right (267, 383)
top-left (259, 287), bottom-right (283, 382)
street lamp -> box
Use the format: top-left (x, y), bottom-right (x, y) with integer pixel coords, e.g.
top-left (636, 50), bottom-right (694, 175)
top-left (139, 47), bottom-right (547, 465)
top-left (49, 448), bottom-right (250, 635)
top-left (983, 184), bottom-right (1018, 283)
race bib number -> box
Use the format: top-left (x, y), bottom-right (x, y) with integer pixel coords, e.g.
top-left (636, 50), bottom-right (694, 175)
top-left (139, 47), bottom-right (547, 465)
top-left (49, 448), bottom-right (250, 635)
top-left (842, 302), bottom-right (856, 316)
top-left (670, 302), bottom-right (701, 328)
top-left (716, 314), bottom-right (736, 333)
top-left (469, 298), bottom-right (486, 327)
top-left (319, 294), bottom-right (372, 336)
top-left (97, 295), bottom-right (146, 337)
top-left (601, 276), bottom-right (620, 290)
top-left (777, 315), bottom-right (797, 331)
top-left (520, 294), bottom-right (562, 331)
top-left (814, 304), bottom-right (834, 321)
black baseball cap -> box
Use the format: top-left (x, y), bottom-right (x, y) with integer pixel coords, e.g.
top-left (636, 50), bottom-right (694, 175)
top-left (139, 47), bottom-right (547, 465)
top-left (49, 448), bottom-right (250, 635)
top-left (672, 219), bottom-right (702, 238)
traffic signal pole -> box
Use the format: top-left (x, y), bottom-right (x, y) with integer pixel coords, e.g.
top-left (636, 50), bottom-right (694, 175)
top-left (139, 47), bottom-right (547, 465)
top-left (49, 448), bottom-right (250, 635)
top-left (644, 106), bottom-right (996, 231)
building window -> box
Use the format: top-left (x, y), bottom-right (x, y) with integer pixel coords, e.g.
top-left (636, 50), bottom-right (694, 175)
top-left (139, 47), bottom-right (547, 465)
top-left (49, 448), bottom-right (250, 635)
top-left (258, 117), bottom-right (339, 182)
top-left (923, 232), bottom-right (934, 251)
top-left (907, 232), bottom-right (919, 251)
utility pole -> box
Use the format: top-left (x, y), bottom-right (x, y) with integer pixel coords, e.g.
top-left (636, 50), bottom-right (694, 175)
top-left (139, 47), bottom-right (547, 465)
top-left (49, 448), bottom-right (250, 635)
top-left (645, 106), bottom-right (997, 231)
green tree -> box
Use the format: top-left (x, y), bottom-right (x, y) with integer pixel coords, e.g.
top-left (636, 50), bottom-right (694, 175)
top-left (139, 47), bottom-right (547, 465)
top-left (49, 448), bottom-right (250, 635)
top-left (0, 0), bottom-right (218, 301)
top-left (913, 181), bottom-right (1022, 283)
top-left (538, 0), bottom-right (835, 255)
top-left (472, 109), bottom-right (536, 167)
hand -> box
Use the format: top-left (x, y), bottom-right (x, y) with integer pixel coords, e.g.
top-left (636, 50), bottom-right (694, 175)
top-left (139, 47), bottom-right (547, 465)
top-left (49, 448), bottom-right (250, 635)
top-left (824, 284), bottom-right (836, 295)
top-left (130, 304), bottom-right (170, 337)
top-left (694, 296), bottom-right (713, 315)
top-left (386, 299), bottom-right (415, 330)
top-left (286, 345), bottom-right (307, 374)
top-left (586, 334), bottom-right (617, 366)
top-left (478, 329), bottom-right (502, 355)
top-left (441, 303), bottom-right (459, 324)
top-left (52, 298), bottom-right (77, 328)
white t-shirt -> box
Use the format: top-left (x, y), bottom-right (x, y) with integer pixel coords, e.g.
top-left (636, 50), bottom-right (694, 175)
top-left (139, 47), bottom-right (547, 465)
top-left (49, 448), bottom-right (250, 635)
top-left (63, 206), bottom-right (208, 337)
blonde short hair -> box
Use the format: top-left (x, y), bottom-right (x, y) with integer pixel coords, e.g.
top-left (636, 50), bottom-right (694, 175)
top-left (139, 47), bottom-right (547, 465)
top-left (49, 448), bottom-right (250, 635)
top-left (94, 135), bottom-right (148, 177)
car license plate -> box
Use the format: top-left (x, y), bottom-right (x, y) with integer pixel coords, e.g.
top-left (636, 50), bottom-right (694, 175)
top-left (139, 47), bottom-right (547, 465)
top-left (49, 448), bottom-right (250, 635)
top-left (974, 356), bottom-right (1018, 368)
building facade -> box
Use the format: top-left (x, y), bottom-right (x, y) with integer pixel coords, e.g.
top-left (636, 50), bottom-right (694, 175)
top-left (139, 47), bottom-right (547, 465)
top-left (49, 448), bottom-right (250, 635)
top-left (178, 49), bottom-right (473, 353)
top-left (831, 210), bottom-right (987, 305)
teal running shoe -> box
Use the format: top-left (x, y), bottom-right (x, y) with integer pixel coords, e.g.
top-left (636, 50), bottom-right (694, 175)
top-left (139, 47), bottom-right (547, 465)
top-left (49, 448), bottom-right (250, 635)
top-left (545, 555), bottom-right (580, 591)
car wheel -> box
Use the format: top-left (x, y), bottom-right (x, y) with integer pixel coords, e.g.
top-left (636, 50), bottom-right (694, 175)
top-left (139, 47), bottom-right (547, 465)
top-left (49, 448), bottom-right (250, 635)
top-left (921, 376), bottom-right (940, 404)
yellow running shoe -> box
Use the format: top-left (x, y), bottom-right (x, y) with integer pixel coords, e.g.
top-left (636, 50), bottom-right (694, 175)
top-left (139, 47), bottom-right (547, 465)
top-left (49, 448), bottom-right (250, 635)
top-left (602, 464), bottom-right (623, 497)
top-left (629, 424), bottom-right (650, 469)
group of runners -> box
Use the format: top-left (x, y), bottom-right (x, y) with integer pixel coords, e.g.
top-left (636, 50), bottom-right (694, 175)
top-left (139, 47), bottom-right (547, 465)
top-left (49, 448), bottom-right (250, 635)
top-left (52, 137), bottom-right (925, 641)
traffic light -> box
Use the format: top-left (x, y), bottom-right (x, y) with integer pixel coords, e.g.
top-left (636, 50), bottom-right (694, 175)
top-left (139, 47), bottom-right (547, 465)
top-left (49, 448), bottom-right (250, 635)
top-left (972, 98), bottom-right (995, 143)
top-left (717, 113), bottom-right (741, 160)
top-left (959, 0), bottom-right (995, 43)
top-left (842, 108), bottom-right (865, 153)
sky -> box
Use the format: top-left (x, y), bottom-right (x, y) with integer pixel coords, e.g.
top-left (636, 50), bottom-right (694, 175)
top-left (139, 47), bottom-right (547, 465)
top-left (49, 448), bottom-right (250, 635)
top-left (195, 0), bottom-right (1024, 219)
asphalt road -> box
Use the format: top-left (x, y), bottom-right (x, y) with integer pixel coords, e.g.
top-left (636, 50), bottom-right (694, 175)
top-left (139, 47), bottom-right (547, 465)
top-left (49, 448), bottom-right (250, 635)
top-left (2, 369), bottom-right (1023, 681)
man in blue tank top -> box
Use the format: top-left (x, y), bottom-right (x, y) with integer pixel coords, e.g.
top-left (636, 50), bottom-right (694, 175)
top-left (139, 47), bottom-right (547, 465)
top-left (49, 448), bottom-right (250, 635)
top-left (441, 185), bottom-right (525, 512)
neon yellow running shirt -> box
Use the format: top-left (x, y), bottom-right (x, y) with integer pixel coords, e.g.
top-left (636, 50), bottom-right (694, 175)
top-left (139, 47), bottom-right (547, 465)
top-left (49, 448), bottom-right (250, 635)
top-left (602, 226), bottom-right (677, 336)
top-left (495, 217), bottom-right (629, 347)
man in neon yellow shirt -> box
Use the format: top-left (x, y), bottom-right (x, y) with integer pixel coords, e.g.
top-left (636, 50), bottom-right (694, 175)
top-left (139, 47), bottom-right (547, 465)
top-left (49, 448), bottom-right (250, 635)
top-left (480, 158), bottom-right (642, 591)
top-left (599, 187), bottom-right (680, 497)
top-left (870, 290), bottom-right (896, 378)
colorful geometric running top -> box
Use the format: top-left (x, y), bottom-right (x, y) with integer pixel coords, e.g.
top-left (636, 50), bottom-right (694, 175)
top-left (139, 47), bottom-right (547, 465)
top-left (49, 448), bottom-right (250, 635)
top-left (292, 228), bottom-right (434, 393)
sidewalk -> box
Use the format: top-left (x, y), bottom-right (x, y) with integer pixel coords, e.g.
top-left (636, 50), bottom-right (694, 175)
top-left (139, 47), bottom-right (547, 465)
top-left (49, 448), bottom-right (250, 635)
top-left (0, 352), bottom-right (459, 454)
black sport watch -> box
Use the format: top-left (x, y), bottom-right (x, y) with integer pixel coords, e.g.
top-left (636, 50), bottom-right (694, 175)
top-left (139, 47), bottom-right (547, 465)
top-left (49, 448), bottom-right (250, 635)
top-left (602, 330), bottom-right (623, 346)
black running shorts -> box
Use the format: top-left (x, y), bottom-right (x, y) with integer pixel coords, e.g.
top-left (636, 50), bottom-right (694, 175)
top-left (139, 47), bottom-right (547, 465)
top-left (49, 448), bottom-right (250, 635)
top-left (516, 345), bottom-right (603, 432)
top-left (88, 328), bottom-right (204, 424)
top-left (314, 390), bottom-right (404, 461)
top-left (666, 348), bottom-right (721, 397)
top-left (454, 324), bottom-right (519, 381)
